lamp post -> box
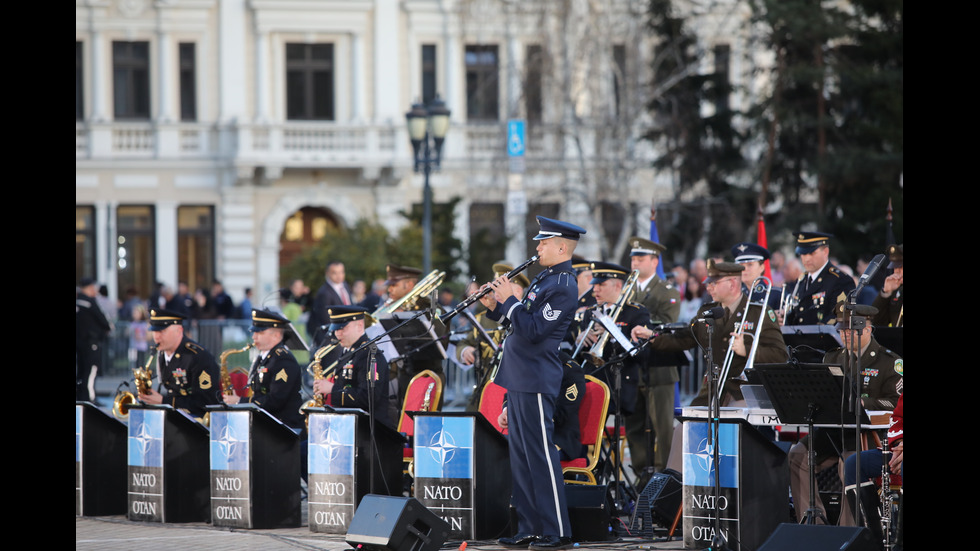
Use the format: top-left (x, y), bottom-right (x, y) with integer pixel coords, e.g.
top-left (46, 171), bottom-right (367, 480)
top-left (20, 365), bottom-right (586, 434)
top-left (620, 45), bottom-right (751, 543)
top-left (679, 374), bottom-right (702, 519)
top-left (405, 95), bottom-right (450, 275)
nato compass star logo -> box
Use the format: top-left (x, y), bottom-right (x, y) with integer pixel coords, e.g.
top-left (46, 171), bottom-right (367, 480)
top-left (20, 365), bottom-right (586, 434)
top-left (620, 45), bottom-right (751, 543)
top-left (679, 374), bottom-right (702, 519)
top-left (211, 414), bottom-right (249, 471)
top-left (128, 410), bottom-right (163, 467)
top-left (427, 430), bottom-right (458, 465)
top-left (694, 437), bottom-right (715, 474)
top-left (311, 423), bottom-right (354, 475)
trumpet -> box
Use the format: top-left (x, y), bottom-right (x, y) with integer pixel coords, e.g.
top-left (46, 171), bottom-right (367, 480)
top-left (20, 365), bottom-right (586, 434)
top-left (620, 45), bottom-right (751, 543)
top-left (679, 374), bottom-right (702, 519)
top-left (716, 276), bottom-right (772, 404)
top-left (113, 347), bottom-right (156, 421)
top-left (374, 269), bottom-right (445, 317)
top-left (440, 256), bottom-right (539, 324)
top-left (586, 270), bottom-right (640, 366)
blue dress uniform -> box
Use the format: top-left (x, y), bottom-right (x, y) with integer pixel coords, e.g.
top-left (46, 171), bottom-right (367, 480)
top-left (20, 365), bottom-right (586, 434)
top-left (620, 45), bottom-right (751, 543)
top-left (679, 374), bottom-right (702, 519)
top-left (785, 232), bottom-right (856, 325)
top-left (731, 242), bottom-right (781, 311)
top-left (243, 309), bottom-right (305, 431)
top-left (487, 216), bottom-right (584, 548)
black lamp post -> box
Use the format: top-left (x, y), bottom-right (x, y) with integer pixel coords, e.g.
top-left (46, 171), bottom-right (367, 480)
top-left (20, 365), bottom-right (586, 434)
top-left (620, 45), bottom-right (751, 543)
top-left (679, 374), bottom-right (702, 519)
top-left (405, 95), bottom-right (450, 275)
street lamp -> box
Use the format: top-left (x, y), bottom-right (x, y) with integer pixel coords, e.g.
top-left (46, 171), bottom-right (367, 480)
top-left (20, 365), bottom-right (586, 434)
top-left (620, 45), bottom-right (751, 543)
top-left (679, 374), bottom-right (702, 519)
top-left (406, 95), bottom-right (450, 275)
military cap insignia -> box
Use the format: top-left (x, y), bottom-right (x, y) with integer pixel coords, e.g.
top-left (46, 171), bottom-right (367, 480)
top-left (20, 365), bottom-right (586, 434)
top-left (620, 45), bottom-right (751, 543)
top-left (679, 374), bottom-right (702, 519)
top-left (275, 369), bottom-right (288, 382)
top-left (565, 384), bottom-right (579, 402)
top-left (199, 371), bottom-right (212, 389)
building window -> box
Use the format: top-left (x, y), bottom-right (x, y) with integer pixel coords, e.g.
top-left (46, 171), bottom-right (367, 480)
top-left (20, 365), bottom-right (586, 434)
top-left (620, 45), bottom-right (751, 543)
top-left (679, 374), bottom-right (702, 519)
top-left (713, 44), bottom-right (731, 113)
top-left (76, 205), bottom-right (96, 283)
top-left (279, 207), bottom-right (340, 270)
top-left (468, 202), bottom-right (506, 282)
top-left (179, 43), bottom-right (197, 121)
top-left (525, 45), bottom-right (543, 123)
top-left (112, 41), bottom-right (151, 120)
top-left (177, 206), bottom-right (214, 293)
top-left (117, 206), bottom-right (156, 303)
top-left (422, 44), bottom-right (438, 106)
top-left (465, 45), bottom-right (499, 121)
top-left (76, 42), bottom-right (84, 121)
top-left (613, 44), bottom-right (627, 117)
top-left (286, 43), bottom-right (335, 121)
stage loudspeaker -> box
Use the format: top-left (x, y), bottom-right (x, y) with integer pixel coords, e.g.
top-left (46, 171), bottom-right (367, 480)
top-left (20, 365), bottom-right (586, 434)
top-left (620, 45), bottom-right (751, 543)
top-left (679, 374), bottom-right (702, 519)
top-left (758, 524), bottom-right (878, 551)
top-left (645, 468), bottom-right (682, 528)
top-left (345, 495), bottom-right (451, 551)
top-left (565, 484), bottom-right (613, 542)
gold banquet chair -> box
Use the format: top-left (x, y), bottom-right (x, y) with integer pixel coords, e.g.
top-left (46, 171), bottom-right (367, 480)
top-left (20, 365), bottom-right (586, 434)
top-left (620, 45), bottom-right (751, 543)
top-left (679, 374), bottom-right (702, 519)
top-left (398, 369), bottom-right (443, 480)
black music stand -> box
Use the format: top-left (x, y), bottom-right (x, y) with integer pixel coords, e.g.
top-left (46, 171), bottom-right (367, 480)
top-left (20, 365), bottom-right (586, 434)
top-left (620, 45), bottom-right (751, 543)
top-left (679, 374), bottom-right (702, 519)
top-left (380, 313), bottom-right (447, 366)
top-left (781, 325), bottom-right (842, 364)
top-left (752, 363), bottom-right (870, 525)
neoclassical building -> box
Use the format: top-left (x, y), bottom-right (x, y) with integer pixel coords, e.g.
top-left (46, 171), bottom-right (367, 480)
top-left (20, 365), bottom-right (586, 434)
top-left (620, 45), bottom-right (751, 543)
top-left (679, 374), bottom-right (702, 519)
top-left (76, 0), bottom-right (755, 305)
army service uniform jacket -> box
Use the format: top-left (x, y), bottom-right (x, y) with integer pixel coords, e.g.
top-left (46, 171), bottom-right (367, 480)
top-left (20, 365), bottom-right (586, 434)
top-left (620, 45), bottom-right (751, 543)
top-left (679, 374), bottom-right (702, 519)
top-left (329, 333), bottom-right (392, 428)
top-left (786, 263), bottom-right (856, 326)
top-left (244, 340), bottom-right (305, 430)
top-left (157, 336), bottom-right (221, 418)
top-left (871, 284), bottom-right (903, 327)
top-left (634, 275), bottom-right (682, 386)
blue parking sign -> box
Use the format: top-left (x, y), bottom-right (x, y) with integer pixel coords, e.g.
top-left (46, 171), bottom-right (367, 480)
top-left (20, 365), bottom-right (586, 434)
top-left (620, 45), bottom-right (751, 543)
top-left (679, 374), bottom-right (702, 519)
top-left (507, 119), bottom-right (526, 157)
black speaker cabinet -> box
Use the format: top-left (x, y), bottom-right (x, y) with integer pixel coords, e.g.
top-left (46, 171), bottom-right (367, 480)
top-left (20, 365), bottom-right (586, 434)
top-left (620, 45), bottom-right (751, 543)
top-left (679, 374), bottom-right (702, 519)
top-left (632, 468), bottom-right (682, 535)
top-left (758, 524), bottom-right (878, 551)
top-left (565, 484), bottom-right (613, 542)
top-left (345, 495), bottom-right (451, 551)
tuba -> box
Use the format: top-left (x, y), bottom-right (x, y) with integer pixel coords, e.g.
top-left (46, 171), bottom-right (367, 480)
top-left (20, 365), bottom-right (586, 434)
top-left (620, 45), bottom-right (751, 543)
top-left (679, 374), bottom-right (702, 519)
top-left (373, 269), bottom-right (445, 316)
top-left (113, 347), bottom-right (156, 421)
top-left (586, 270), bottom-right (640, 367)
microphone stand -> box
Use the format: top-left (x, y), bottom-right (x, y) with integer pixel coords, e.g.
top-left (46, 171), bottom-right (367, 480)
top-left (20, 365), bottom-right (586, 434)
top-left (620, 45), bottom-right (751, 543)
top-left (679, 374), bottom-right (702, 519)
top-left (367, 343), bottom-right (378, 495)
top-left (700, 316), bottom-right (731, 551)
top-left (843, 295), bottom-right (870, 528)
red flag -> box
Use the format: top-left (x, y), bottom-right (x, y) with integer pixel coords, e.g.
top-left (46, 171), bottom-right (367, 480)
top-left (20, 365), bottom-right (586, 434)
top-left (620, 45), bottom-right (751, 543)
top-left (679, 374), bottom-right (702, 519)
top-left (756, 204), bottom-right (772, 281)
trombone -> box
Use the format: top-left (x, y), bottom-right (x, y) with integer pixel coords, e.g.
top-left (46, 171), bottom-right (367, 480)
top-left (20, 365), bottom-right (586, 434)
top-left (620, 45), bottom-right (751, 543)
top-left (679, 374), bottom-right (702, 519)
top-left (716, 276), bottom-right (772, 404)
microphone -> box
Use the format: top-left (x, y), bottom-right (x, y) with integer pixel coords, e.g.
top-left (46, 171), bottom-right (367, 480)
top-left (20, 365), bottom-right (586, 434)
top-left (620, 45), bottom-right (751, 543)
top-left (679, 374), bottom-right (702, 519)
top-left (654, 322), bottom-right (690, 332)
top-left (855, 253), bottom-right (886, 295)
top-left (695, 307), bottom-right (726, 323)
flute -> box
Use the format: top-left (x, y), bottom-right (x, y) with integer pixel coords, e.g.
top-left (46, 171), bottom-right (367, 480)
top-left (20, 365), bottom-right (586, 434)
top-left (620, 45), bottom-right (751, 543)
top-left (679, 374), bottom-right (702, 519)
top-left (439, 256), bottom-right (539, 324)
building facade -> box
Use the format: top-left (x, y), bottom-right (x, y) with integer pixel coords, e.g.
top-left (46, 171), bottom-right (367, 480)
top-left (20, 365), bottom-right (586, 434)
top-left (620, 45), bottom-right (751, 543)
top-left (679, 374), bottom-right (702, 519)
top-left (76, 0), bottom-right (753, 305)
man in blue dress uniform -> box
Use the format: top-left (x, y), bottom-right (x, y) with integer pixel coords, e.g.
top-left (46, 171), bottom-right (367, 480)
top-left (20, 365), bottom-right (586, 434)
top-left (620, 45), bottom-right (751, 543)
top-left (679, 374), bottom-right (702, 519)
top-left (731, 242), bottom-right (781, 311)
top-left (480, 215), bottom-right (586, 550)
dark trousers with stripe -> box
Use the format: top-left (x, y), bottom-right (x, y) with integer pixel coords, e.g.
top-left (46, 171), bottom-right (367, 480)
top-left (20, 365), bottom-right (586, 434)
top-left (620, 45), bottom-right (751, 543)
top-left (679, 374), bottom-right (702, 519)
top-left (507, 390), bottom-right (571, 538)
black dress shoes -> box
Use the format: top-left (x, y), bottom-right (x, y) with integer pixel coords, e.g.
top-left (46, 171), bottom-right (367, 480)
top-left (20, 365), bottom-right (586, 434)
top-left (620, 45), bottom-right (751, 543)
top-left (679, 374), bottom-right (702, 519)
top-left (498, 533), bottom-right (539, 548)
top-left (529, 535), bottom-right (574, 549)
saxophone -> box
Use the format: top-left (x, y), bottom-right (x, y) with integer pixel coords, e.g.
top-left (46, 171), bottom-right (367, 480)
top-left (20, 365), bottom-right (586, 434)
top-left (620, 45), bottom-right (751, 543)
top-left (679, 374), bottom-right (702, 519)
top-left (113, 347), bottom-right (155, 420)
top-left (301, 343), bottom-right (338, 420)
top-left (219, 343), bottom-right (253, 397)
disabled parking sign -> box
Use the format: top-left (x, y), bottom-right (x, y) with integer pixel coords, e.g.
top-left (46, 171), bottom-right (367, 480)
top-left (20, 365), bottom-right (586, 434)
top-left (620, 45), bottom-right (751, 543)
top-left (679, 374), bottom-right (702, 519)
top-left (507, 119), bottom-right (525, 157)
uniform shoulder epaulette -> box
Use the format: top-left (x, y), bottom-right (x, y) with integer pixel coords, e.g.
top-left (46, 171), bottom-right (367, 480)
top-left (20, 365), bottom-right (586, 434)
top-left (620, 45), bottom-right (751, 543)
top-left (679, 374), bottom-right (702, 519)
top-left (274, 347), bottom-right (288, 357)
top-left (184, 341), bottom-right (203, 354)
top-left (827, 265), bottom-right (843, 278)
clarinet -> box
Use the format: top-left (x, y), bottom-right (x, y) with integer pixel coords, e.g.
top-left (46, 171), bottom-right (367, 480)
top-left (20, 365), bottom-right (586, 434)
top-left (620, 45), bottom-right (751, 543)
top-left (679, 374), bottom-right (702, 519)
top-left (879, 437), bottom-right (894, 550)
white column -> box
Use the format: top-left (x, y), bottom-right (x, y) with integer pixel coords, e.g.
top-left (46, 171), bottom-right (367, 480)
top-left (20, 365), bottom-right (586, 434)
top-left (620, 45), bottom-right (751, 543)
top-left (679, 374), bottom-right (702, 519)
top-left (90, 30), bottom-right (106, 122)
top-left (374, 0), bottom-right (400, 121)
top-left (156, 28), bottom-right (173, 122)
top-left (155, 201), bottom-right (179, 291)
top-left (254, 29), bottom-right (269, 122)
top-left (351, 32), bottom-right (365, 121)
top-left (218, 0), bottom-right (247, 122)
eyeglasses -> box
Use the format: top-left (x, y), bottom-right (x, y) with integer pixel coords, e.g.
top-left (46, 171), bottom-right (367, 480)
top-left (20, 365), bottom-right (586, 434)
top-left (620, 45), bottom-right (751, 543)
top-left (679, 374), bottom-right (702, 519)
top-left (704, 277), bottom-right (735, 287)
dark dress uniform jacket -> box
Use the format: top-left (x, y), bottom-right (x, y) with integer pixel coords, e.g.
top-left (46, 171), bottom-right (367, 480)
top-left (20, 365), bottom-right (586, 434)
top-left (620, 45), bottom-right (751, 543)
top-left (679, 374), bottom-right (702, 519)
top-left (157, 336), bottom-right (222, 418)
top-left (572, 302), bottom-right (650, 415)
top-left (488, 261), bottom-right (578, 396)
top-left (650, 294), bottom-right (788, 406)
top-left (871, 285), bottom-right (903, 327)
top-left (635, 276), bottom-right (682, 386)
top-left (786, 263), bottom-right (856, 326)
top-left (329, 333), bottom-right (392, 428)
top-left (552, 358), bottom-right (586, 461)
top-left (76, 292), bottom-right (111, 385)
top-left (244, 341), bottom-right (305, 430)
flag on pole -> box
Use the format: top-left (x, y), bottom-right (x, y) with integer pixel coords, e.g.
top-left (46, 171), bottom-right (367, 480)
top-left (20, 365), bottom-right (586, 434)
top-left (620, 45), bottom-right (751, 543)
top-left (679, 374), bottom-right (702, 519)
top-left (650, 205), bottom-right (666, 280)
top-left (885, 198), bottom-right (896, 247)
top-left (756, 204), bottom-right (772, 281)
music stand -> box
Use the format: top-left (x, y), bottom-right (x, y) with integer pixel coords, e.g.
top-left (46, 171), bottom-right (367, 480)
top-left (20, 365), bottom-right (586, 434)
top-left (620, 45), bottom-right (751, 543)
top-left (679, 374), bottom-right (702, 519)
top-left (781, 325), bottom-right (842, 364)
top-left (379, 312), bottom-right (447, 365)
top-left (752, 363), bottom-right (870, 525)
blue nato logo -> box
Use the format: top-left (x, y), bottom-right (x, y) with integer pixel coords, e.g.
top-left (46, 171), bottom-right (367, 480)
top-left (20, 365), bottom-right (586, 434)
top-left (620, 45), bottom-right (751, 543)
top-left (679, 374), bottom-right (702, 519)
top-left (309, 414), bottom-right (355, 476)
top-left (128, 408), bottom-right (164, 468)
top-left (415, 416), bottom-right (473, 479)
top-left (209, 410), bottom-right (250, 471)
top-left (683, 422), bottom-right (739, 489)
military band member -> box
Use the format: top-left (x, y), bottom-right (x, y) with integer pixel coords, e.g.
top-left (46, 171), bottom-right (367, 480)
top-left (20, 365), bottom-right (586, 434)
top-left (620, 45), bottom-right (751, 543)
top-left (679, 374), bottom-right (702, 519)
top-left (482, 215), bottom-right (585, 549)
top-left (140, 308), bottom-right (222, 419)
top-left (223, 309), bottom-right (305, 431)
top-left (572, 261), bottom-right (650, 418)
top-left (788, 301), bottom-right (903, 524)
top-left (76, 277), bottom-right (112, 402)
top-left (455, 262), bottom-right (529, 409)
top-left (872, 244), bottom-right (903, 327)
top-left (312, 306), bottom-right (391, 428)
top-left (380, 263), bottom-right (447, 410)
top-left (731, 241), bottom-right (781, 311)
top-left (783, 231), bottom-right (856, 326)
top-left (625, 237), bottom-right (682, 477)
top-left (633, 260), bottom-right (788, 406)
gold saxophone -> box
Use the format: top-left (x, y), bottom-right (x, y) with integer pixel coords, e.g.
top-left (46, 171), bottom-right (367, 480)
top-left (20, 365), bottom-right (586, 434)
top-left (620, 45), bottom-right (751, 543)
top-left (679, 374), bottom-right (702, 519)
top-left (113, 347), bottom-right (156, 421)
top-left (219, 343), bottom-right (253, 397)
top-left (303, 343), bottom-right (337, 412)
